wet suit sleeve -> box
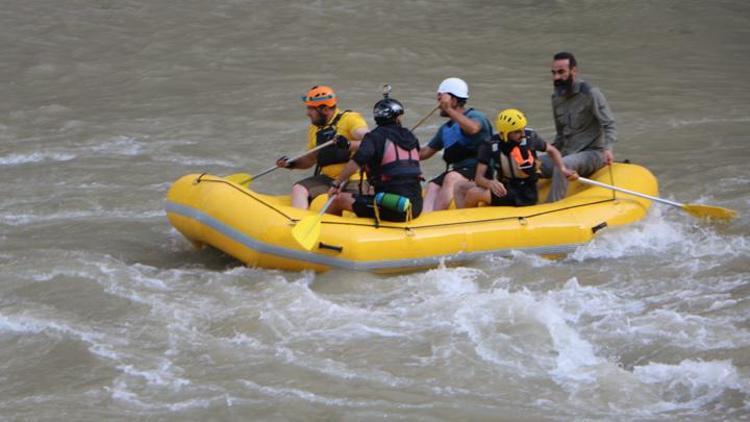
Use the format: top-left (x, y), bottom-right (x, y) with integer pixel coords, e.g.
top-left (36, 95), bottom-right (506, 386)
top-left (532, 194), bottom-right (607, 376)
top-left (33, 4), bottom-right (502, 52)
top-left (527, 131), bottom-right (548, 152)
top-left (352, 132), bottom-right (378, 168)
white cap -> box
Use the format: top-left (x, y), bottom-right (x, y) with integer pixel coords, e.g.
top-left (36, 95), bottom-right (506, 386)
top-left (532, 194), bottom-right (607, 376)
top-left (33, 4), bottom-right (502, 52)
top-left (437, 77), bottom-right (469, 99)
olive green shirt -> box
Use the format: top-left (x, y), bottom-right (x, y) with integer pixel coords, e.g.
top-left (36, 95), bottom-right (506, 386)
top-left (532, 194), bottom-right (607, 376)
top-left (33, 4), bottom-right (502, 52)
top-left (551, 79), bottom-right (617, 156)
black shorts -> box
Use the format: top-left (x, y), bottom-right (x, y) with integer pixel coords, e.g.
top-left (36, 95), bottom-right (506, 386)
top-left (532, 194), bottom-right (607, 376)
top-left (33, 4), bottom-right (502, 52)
top-left (295, 175), bottom-right (366, 199)
top-left (428, 165), bottom-right (476, 186)
top-left (490, 181), bottom-right (538, 206)
top-left (351, 194), bottom-right (422, 222)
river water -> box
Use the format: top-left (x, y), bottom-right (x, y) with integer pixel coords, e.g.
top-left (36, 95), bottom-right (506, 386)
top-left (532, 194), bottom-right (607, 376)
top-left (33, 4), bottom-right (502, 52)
top-left (2, 0), bottom-right (749, 420)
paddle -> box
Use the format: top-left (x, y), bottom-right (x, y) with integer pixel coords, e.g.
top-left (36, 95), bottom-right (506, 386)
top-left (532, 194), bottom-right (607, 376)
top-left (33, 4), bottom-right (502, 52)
top-left (227, 104), bottom-right (439, 188)
top-left (577, 176), bottom-right (737, 221)
top-left (228, 139), bottom-right (336, 187)
top-left (292, 187), bottom-right (343, 250)
top-left (410, 105), bottom-right (439, 132)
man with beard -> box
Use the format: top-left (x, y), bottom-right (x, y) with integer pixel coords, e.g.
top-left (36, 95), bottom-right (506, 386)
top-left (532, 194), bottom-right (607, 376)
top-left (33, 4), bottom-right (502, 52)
top-left (276, 85), bottom-right (369, 209)
top-left (541, 52), bottom-right (617, 202)
top-left (418, 77), bottom-right (493, 212)
top-left (327, 94), bottom-right (423, 222)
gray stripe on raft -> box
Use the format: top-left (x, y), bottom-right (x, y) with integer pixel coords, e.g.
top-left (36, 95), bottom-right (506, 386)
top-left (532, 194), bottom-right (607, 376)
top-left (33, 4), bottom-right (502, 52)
top-left (165, 201), bottom-right (582, 271)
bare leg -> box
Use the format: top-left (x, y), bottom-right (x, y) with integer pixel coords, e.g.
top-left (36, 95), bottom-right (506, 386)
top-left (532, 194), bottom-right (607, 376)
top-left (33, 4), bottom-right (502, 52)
top-left (422, 182), bottom-right (441, 213)
top-left (326, 192), bottom-right (355, 216)
top-left (291, 184), bottom-right (310, 209)
top-left (453, 180), bottom-right (476, 209)
top-left (434, 171), bottom-right (467, 211)
top-left (464, 187), bottom-right (491, 208)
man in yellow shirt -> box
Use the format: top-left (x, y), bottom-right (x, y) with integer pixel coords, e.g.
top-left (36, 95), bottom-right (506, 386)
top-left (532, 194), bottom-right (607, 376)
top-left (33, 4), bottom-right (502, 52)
top-left (276, 85), bottom-right (369, 209)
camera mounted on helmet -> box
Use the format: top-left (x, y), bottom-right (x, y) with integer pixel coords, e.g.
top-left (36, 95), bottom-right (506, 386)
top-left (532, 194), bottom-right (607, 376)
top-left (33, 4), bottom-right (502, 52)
top-left (373, 83), bottom-right (404, 126)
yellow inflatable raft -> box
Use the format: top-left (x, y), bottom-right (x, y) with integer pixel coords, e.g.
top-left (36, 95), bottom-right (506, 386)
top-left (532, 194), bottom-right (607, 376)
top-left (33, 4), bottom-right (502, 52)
top-left (165, 162), bottom-right (657, 273)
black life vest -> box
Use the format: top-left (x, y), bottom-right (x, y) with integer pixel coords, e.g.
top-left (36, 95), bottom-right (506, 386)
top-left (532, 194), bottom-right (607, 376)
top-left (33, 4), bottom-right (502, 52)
top-left (315, 110), bottom-right (351, 172)
top-left (365, 128), bottom-right (421, 190)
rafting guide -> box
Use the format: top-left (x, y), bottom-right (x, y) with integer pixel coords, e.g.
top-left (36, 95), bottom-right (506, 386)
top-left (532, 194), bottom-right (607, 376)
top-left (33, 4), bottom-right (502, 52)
top-left (275, 85), bottom-right (369, 209)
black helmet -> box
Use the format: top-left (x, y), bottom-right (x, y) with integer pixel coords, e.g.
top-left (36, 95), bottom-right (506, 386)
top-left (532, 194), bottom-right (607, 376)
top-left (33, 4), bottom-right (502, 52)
top-left (373, 97), bottom-right (404, 125)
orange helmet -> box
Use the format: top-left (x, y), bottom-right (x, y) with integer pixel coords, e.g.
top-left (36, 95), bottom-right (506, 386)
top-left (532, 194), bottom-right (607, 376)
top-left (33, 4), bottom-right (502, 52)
top-left (301, 85), bottom-right (337, 108)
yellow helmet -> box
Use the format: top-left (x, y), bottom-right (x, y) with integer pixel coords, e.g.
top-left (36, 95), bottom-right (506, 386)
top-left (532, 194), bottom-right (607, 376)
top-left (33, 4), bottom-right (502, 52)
top-left (496, 108), bottom-right (528, 141)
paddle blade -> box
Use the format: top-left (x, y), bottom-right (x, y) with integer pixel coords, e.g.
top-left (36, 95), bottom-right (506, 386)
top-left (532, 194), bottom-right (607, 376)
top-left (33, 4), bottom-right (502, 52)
top-left (225, 173), bottom-right (253, 187)
top-left (292, 215), bottom-right (323, 250)
top-left (682, 204), bottom-right (737, 221)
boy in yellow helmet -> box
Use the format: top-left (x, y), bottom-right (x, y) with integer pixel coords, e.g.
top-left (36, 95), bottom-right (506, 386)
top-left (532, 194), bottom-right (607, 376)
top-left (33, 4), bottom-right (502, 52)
top-left (454, 109), bottom-right (575, 208)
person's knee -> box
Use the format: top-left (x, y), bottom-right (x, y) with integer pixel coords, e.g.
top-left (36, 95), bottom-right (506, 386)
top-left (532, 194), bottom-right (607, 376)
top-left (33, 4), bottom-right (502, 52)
top-left (441, 172), bottom-right (467, 194)
top-left (562, 152), bottom-right (603, 177)
top-left (464, 188), bottom-right (483, 207)
top-left (292, 184), bottom-right (309, 197)
top-left (539, 155), bottom-right (554, 178)
top-left (453, 180), bottom-right (472, 196)
top-left (423, 182), bottom-right (440, 202)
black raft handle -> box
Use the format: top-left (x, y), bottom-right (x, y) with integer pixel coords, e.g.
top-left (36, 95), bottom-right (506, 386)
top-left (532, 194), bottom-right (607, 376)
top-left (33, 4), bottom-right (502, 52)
top-left (591, 222), bottom-right (608, 234)
top-left (318, 242), bottom-right (343, 253)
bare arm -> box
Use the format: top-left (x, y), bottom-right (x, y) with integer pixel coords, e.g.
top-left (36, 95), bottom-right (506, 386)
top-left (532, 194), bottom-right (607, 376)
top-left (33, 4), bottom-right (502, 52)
top-left (328, 160), bottom-right (362, 195)
top-left (474, 162), bottom-right (506, 198)
top-left (439, 94), bottom-right (481, 135)
top-left (419, 145), bottom-right (439, 160)
top-left (347, 126), bottom-right (369, 153)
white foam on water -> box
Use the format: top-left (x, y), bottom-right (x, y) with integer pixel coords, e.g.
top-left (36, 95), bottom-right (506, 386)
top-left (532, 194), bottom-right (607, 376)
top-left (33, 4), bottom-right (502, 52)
top-left (707, 298), bottom-right (738, 312)
top-left (0, 151), bottom-right (76, 166)
top-left (570, 207), bottom-right (684, 261)
top-left (626, 308), bottom-right (750, 351)
top-left (13, 239), bottom-right (745, 418)
top-left (238, 379), bottom-right (433, 410)
top-left (477, 249), bottom-right (557, 273)
top-left (633, 359), bottom-right (750, 413)
top-left (0, 208), bottom-right (164, 226)
top-left (0, 312), bottom-right (122, 361)
top-left (158, 154), bottom-right (237, 168)
top-left (116, 359), bottom-right (191, 390)
top-left (452, 282), bottom-right (609, 385)
top-left (22, 253), bottom-right (242, 409)
top-left (570, 205), bottom-right (748, 262)
top-left (87, 136), bottom-right (145, 156)
top-left (416, 264), bottom-right (483, 296)
top-left (428, 271), bottom-right (750, 417)
top-left (109, 380), bottom-right (228, 412)
top-left (667, 116), bottom-right (750, 128)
